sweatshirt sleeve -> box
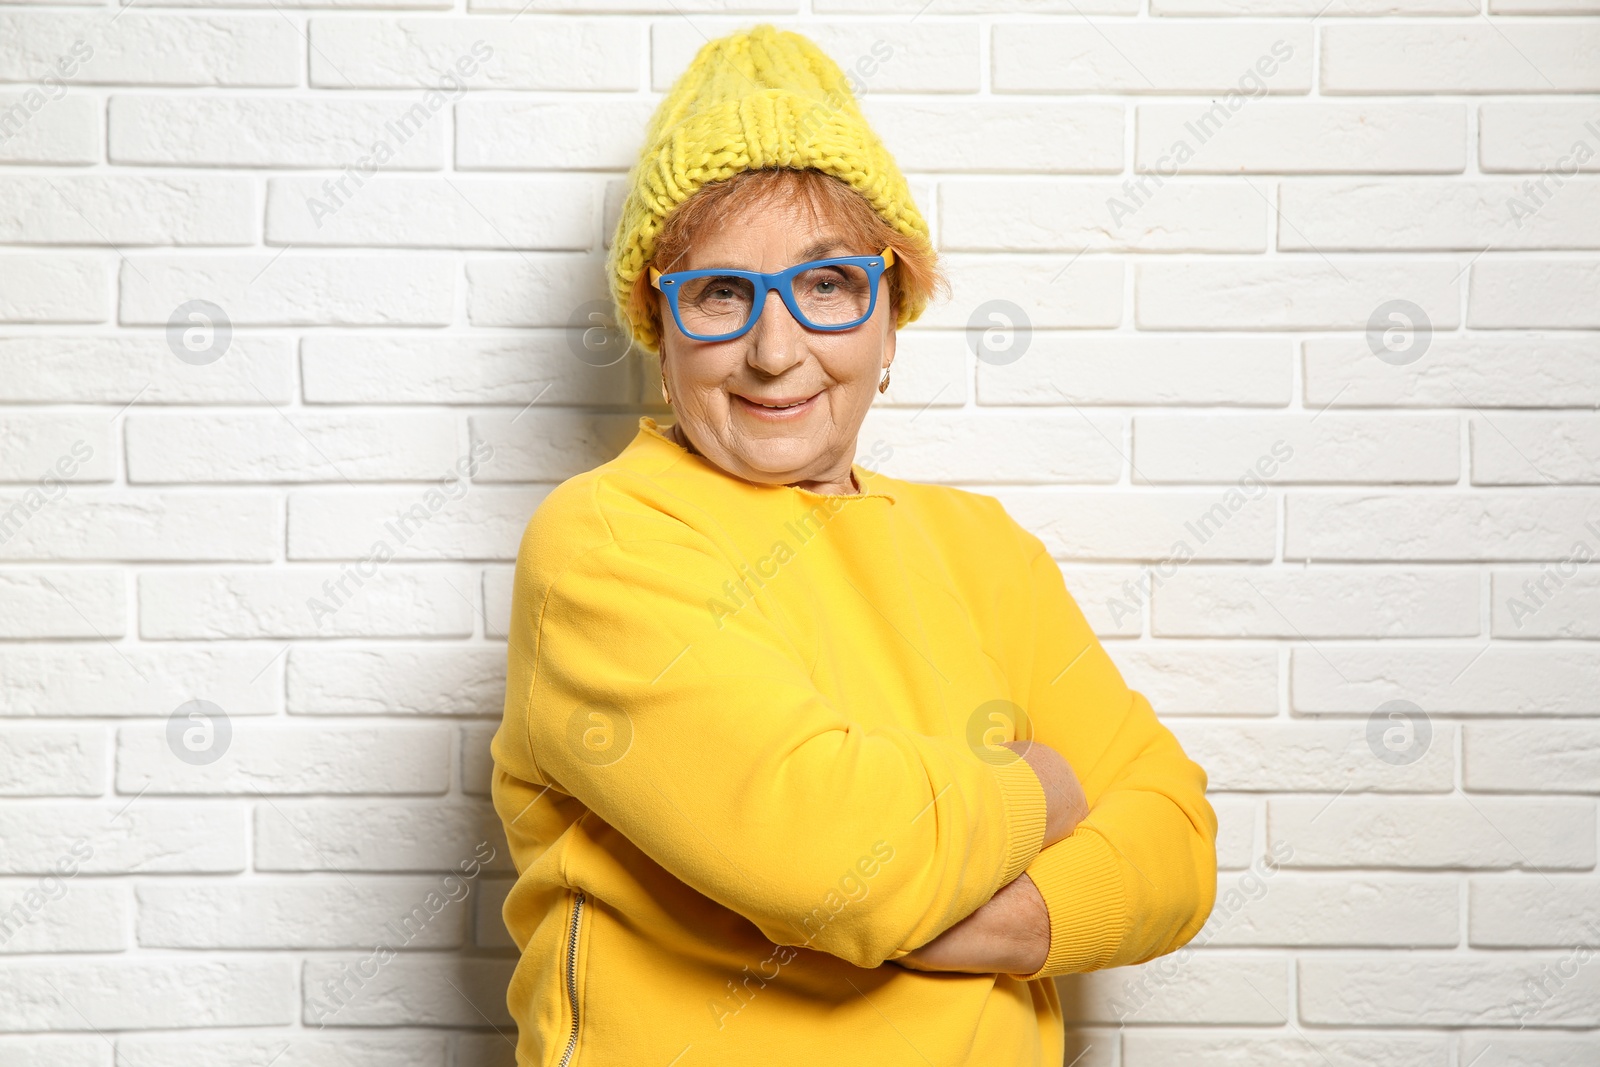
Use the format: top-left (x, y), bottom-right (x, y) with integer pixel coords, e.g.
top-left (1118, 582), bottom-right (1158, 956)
top-left (1007, 538), bottom-right (1218, 981)
top-left (507, 531), bottom-right (1049, 971)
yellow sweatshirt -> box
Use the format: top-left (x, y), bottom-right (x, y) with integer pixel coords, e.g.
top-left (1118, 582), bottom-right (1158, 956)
top-left (491, 415), bottom-right (1217, 1067)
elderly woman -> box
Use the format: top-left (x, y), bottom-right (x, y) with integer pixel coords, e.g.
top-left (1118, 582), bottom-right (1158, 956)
top-left (492, 23), bottom-right (1217, 1067)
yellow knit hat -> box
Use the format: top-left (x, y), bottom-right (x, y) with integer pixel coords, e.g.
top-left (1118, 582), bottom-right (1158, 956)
top-left (607, 23), bottom-right (932, 355)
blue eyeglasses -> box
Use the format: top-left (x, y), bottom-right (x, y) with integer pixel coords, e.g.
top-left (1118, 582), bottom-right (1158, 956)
top-left (649, 246), bottom-right (896, 343)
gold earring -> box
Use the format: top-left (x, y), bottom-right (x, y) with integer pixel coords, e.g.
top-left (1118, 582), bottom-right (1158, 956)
top-left (660, 369), bottom-right (671, 405)
top-left (878, 366), bottom-right (891, 394)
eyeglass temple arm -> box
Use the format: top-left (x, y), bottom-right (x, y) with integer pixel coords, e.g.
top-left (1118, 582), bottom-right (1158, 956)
top-left (648, 247), bottom-right (895, 291)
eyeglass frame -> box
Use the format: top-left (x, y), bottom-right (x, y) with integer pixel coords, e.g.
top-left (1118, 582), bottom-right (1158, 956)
top-left (648, 246), bottom-right (896, 343)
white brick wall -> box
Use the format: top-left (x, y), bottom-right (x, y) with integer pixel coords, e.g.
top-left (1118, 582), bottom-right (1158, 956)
top-left (0, 2), bottom-right (1596, 1064)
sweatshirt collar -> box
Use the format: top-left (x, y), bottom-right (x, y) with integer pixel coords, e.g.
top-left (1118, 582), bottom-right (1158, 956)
top-left (635, 416), bottom-right (897, 505)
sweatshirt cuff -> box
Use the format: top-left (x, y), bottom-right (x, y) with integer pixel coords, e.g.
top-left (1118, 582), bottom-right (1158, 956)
top-left (991, 756), bottom-right (1048, 890)
top-left (1014, 829), bottom-right (1128, 981)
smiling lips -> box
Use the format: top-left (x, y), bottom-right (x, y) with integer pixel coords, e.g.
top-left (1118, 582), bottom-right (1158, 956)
top-left (736, 392), bottom-right (819, 416)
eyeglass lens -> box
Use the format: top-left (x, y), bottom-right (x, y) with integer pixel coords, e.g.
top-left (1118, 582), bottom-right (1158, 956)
top-left (676, 263), bottom-right (873, 335)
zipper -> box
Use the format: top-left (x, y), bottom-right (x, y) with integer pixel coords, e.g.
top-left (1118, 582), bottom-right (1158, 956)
top-left (556, 889), bottom-right (584, 1067)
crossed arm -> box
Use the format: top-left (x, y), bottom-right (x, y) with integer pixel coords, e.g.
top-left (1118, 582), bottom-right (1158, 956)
top-left (896, 740), bottom-right (1090, 977)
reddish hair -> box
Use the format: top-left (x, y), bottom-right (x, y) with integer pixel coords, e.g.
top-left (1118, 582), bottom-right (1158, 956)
top-left (626, 167), bottom-right (947, 349)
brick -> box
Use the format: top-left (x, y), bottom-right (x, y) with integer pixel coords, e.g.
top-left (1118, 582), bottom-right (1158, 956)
top-left (916, 254), bottom-right (1124, 329)
top-left (1155, 0), bottom-right (1475, 13)
top-left (119, 255), bottom-right (456, 327)
top-left (1279, 180), bottom-right (1600, 250)
top-left (137, 879), bottom-right (470, 949)
top-left (652, 21), bottom-right (979, 94)
top-left (0, 336), bottom-right (294, 404)
top-left (1470, 876), bottom-right (1600, 946)
top-left (0, 881), bottom-right (125, 953)
top-left (1459, 1034), bottom-right (1600, 1067)
top-left (1269, 796), bottom-right (1595, 869)
top-left (1197, 872), bottom-right (1458, 947)
top-left (978, 336), bottom-right (1291, 408)
top-left (820, 0), bottom-right (1136, 11)
top-left (483, 566), bottom-right (513, 640)
top-left (1464, 723), bottom-right (1600, 793)
top-left (0, 254), bottom-right (106, 323)
top-left (115, 1032), bottom-right (450, 1067)
top-left (138, 568), bottom-right (475, 639)
top-left (466, 253), bottom-right (608, 328)
top-left (0, 491), bottom-right (279, 562)
top-left (0, 1037), bottom-right (104, 1066)
top-left (1323, 23), bottom-right (1600, 93)
top-left (255, 801), bottom-right (512, 872)
top-left (110, 95), bottom-right (447, 168)
top-left (0, 175), bottom-right (253, 246)
top-left (1062, 566), bottom-right (1146, 637)
top-left (0, 92), bottom-right (98, 165)
top-left (466, 411), bottom-right (683, 484)
top-left (0, 14), bottom-right (299, 86)
top-left (0, 727), bottom-right (107, 796)
top-left (1303, 333), bottom-right (1600, 408)
top-left (1300, 953), bottom-right (1600, 1026)
top-left (456, 97), bottom-right (657, 170)
top-left (0, 569), bottom-right (123, 639)
top-left (299, 335), bottom-right (632, 405)
top-left (475, 876), bottom-right (512, 947)
top-left (1287, 491), bottom-right (1600, 561)
top-left (1136, 102), bottom-right (1466, 173)
top-left (996, 490), bottom-right (1278, 562)
top-left (1172, 721), bottom-right (1456, 791)
top-left (286, 646), bottom-right (507, 716)
top-left (1155, 567), bottom-right (1478, 640)
top-left (941, 180), bottom-right (1266, 252)
top-left (0, 644), bottom-right (280, 717)
top-left (993, 24), bottom-right (1310, 94)
top-left (116, 724), bottom-right (451, 795)
top-left (0, 413), bottom-right (111, 484)
top-left (1126, 1031), bottom-right (1449, 1067)
top-left (1470, 260), bottom-right (1600, 328)
top-left (1480, 102), bottom-right (1600, 173)
top-left (1137, 260), bottom-right (1462, 330)
top-left (300, 956), bottom-right (514, 1027)
top-left (1495, 565), bottom-right (1600, 639)
top-left (310, 19), bottom-right (636, 90)
top-left (1473, 415), bottom-right (1600, 485)
top-left (0, 959), bottom-right (292, 1030)
top-left (1059, 952), bottom-right (1290, 1024)
top-left (1134, 414), bottom-right (1459, 484)
top-left (1291, 645), bottom-right (1600, 716)
top-left (0, 805), bottom-right (246, 874)
top-left (1212, 796), bottom-right (1257, 870)
top-left (125, 412), bottom-right (459, 483)
top-left (865, 99), bottom-right (1123, 173)
top-left (461, 724), bottom-right (496, 797)
top-left (288, 488), bottom-right (544, 561)
top-left (265, 177), bottom-right (594, 250)
top-left (1115, 646), bottom-right (1281, 716)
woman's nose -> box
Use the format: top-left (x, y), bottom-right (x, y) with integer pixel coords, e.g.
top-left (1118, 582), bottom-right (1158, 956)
top-left (744, 288), bottom-right (808, 373)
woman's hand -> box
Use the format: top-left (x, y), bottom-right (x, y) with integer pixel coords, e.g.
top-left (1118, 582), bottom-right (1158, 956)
top-left (1000, 739), bottom-right (1089, 848)
top-left (895, 873), bottom-right (1050, 977)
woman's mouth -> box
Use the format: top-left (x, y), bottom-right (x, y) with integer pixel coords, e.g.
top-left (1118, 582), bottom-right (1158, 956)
top-left (735, 392), bottom-right (819, 419)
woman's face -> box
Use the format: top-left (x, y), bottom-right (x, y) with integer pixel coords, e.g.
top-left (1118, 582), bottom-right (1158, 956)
top-left (656, 199), bottom-right (895, 493)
